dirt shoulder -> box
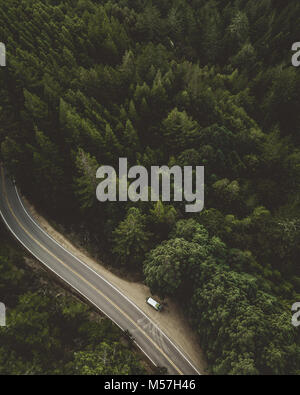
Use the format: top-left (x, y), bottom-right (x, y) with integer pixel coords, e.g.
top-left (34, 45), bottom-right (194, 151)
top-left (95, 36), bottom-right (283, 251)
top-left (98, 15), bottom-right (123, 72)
top-left (22, 195), bottom-right (208, 374)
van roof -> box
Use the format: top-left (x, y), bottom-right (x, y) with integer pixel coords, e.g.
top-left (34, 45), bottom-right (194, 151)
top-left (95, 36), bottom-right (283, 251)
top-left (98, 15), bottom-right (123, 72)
top-left (147, 297), bottom-right (159, 308)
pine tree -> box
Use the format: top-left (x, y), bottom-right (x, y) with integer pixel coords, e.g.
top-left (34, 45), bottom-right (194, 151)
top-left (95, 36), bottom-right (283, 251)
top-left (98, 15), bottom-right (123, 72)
top-left (112, 208), bottom-right (152, 267)
top-left (74, 148), bottom-right (99, 210)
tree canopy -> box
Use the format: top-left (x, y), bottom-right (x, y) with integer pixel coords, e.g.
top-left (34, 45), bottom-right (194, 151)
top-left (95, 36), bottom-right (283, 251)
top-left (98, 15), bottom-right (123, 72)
top-left (0, 0), bottom-right (300, 375)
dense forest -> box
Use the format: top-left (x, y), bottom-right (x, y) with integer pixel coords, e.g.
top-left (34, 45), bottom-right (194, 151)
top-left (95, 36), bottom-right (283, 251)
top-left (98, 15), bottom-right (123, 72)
top-left (0, 0), bottom-right (300, 375)
top-left (0, 222), bottom-right (147, 374)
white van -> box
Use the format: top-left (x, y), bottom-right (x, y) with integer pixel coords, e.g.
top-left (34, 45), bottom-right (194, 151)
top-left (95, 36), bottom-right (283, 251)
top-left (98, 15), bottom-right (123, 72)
top-left (146, 297), bottom-right (162, 311)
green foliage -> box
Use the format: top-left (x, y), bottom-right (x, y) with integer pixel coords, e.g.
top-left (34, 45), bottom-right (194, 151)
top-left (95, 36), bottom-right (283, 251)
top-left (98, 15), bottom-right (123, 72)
top-left (0, 225), bottom-right (146, 375)
top-left (112, 207), bottom-right (152, 266)
top-left (0, 0), bottom-right (300, 375)
top-left (144, 222), bottom-right (300, 375)
top-left (71, 343), bottom-right (144, 375)
top-left (74, 148), bottom-right (99, 209)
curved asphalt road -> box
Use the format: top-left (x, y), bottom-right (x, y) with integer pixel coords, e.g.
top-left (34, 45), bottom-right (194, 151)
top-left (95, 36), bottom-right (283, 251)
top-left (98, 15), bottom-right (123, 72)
top-left (0, 167), bottom-right (200, 375)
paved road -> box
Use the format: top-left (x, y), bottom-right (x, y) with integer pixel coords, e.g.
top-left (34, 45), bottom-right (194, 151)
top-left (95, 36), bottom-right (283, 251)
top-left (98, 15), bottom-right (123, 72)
top-left (0, 167), bottom-right (200, 375)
